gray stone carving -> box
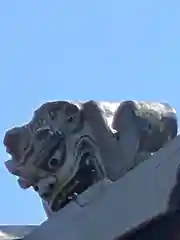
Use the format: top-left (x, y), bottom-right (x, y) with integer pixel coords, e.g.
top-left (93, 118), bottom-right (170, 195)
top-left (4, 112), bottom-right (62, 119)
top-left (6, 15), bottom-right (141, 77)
top-left (0, 226), bottom-right (36, 240)
top-left (3, 101), bottom-right (178, 213)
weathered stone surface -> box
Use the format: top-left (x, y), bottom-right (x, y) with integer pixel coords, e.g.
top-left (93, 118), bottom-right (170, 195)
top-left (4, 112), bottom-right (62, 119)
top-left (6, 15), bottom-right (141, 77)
top-left (23, 134), bottom-right (180, 239)
top-left (3, 101), bottom-right (178, 214)
top-left (0, 225), bottom-right (36, 239)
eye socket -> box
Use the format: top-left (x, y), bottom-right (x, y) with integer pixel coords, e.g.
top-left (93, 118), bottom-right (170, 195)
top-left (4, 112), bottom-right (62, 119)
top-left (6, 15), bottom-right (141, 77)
top-left (35, 128), bottom-right (52, 141)
top-left (48, 158), bottom-right (60, 169)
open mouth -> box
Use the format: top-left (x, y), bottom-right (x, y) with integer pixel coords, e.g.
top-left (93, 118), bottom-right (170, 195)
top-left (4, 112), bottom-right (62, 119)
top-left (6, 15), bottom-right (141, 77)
top-left (50, 137), bottom-right (104, 212)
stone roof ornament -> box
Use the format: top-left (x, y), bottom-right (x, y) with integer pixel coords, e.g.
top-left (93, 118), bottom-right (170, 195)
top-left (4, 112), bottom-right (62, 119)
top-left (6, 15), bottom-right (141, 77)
top-left (3, 101), bottom-right (178, 214)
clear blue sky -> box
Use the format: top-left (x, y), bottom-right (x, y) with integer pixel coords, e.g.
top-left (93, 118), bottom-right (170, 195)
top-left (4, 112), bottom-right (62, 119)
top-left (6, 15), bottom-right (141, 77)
top-left (0, 0), bottom-right (180, 225)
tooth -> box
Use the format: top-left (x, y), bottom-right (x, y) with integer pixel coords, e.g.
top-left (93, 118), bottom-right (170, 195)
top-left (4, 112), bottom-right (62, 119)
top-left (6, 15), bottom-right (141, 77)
top-left (4, 160), bottom-right (20, 175)
top-left (18, 178), bottom-right (31, 189)
top-left (6, 147), bottom-right (12, 154)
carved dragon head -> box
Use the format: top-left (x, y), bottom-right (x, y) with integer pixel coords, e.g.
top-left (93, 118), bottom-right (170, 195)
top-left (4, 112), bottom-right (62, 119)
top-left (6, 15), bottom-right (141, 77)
top-left (3, 101), bottom-right (106, 212)
top-left (3, 100), bottom-right (177, 213)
